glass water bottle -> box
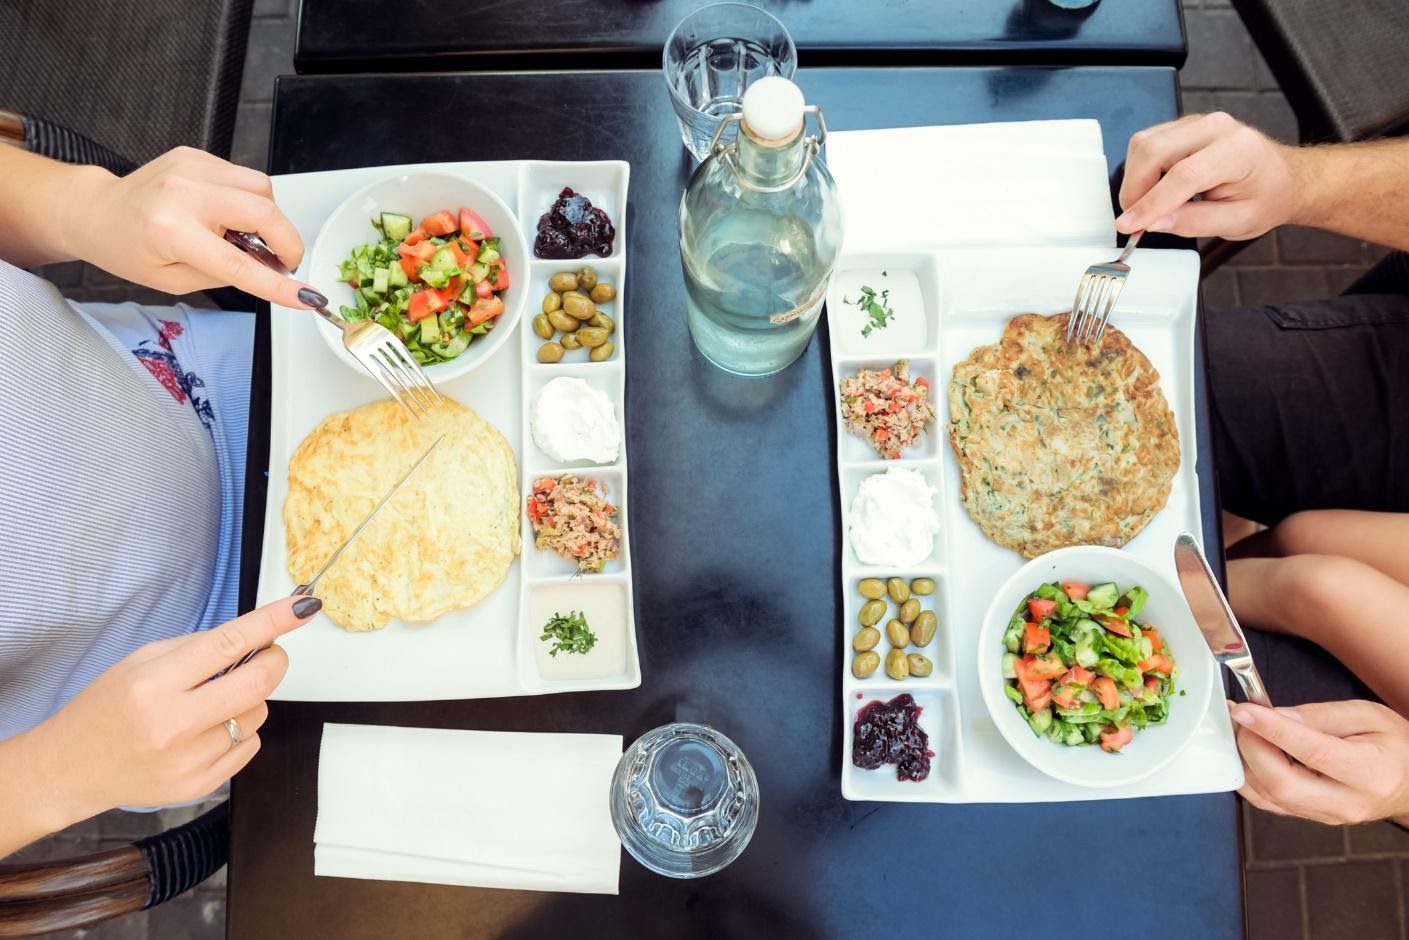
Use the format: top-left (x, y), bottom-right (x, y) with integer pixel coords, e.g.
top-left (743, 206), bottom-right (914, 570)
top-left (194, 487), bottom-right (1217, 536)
top-left (679, 76), bottom-right (843, 376)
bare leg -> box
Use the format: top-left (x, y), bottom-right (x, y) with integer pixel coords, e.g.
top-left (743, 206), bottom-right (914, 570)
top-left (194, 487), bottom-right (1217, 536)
top-left (1228, 510), bottom-right (1409, 583)
top-left (1228, 554), bottom-right (1409, 716)
top-left (1222, 511), bottom-right (1260, 550)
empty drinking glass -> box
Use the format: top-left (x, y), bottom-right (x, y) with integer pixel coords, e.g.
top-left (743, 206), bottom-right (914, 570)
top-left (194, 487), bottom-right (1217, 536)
top-left (609, 722), bottom-right (760, 878)
top-left (663, 3), bottom-right (797, 162)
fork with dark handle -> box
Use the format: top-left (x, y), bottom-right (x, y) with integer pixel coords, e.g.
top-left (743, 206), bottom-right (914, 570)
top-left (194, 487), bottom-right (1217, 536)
top-left (224, 229), bottom-right (442, 418)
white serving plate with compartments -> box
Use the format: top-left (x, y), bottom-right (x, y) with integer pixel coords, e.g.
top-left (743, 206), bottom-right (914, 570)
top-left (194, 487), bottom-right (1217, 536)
top-left (257, 160), bottom-right (639, 702)
top-left (828, 246), bottom-right (1244, 802)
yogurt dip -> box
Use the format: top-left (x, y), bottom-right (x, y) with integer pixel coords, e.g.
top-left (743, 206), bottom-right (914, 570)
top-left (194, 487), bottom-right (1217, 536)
top-left (848, 467), bottom-right (941, 566)
top-left (532, 377), bottom-right (621, 465)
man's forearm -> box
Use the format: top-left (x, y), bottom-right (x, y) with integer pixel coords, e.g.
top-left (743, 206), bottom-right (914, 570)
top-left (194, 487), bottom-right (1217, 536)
top-left (1288, 139), bottom-right (1409, 251)
top-left (0, 148), bottom-right (109, 269)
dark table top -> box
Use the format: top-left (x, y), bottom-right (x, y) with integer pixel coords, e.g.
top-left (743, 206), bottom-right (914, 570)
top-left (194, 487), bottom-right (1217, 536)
top-left (293, 0), bottom-right (1186, 73)
top-left (233, 66), bottom-right (1240, 939)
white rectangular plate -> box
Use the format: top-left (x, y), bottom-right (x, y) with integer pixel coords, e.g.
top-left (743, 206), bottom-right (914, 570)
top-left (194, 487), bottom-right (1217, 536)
top-left (257, 160), bottom-right (639, 702)
top-left (830, 246), bottom-right (1243, 802)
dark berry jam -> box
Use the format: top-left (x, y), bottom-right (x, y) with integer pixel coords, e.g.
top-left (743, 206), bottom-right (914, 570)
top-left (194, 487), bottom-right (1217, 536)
top-left (533, 187), bottom-right (616, 259)
top-left (852, 693), bottom-right (933, 782)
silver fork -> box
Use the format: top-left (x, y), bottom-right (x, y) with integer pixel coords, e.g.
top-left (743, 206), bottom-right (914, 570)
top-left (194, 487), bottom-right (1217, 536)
top-left (225, 229), bottom-right (442, 419)
top-left (1065, 230), bottom-right (1143, 346)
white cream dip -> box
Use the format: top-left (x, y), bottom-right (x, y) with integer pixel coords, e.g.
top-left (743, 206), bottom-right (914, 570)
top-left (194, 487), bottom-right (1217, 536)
top-left (531, 377), bottom-right (620, 465)
top-left (848, 467), bottom-right (941, 566)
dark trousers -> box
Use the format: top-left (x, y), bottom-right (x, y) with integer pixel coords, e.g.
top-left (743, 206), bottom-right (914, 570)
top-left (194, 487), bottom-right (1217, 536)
top-left (1206, 251), bottom-right (1409, 704)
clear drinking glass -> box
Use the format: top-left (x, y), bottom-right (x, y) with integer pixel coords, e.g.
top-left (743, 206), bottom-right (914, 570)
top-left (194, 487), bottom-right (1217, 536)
top-left (609, 723), bottom-right (760, 878)
top-left (663, 3), bottom-right (797, 162)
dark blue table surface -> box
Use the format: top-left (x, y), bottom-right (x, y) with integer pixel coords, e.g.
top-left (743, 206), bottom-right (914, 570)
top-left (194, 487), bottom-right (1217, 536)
top-left (293, 0), bottom-right (1186, 73)
top-left (231, 66), bottom-right (1240, 939)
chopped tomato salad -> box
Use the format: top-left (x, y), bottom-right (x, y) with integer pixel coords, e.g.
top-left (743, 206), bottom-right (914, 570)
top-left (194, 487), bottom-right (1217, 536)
top-left (336, 207), bottom-right (509, 365)
top-left (1000, 579), bottom-right (1177, 752)
top-left (838, 359), bottom-right (937, 459)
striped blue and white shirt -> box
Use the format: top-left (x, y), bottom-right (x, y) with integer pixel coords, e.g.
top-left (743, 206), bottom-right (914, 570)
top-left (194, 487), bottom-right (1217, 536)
top-left (0, 263), bottom-right (250, 739)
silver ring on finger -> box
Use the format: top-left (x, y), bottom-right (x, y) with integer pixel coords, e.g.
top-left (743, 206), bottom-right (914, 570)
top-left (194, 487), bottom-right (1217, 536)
top-left (224, 717), bottom-right (242, 748)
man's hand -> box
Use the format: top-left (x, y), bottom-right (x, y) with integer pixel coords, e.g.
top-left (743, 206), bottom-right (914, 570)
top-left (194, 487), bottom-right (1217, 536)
top-left (1231, 699), bottom-right (1409, 825)
top-left (1115, 112), bottom-right (1302, 241)
top-left (66, 147), bottom-right (313, 306)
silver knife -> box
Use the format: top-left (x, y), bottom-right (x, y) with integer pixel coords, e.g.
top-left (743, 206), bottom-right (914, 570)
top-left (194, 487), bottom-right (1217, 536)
top-left (221, 435), bottom-right (445, 675)
top-left (1173, 532), bottom-right (1272, 707)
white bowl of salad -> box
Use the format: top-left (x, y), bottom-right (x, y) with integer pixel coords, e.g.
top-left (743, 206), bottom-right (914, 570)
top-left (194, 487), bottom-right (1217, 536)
top-left (977, 546), bottom-right (1214, 789)
top-left (305, 171), bottom-right (528, 381)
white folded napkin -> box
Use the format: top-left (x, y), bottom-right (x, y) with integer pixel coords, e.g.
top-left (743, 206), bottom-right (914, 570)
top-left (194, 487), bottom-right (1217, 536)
top-left (825, 119), bottom-right (1117, 252)
top-left (314, 723), bottom-right (623, 894)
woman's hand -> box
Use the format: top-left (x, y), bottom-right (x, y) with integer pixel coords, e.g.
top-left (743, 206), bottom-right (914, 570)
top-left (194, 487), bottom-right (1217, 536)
top-left (1115, 112), bottom-right (1303, 241)
top-left (1230, 699), bottom-right (1409, 825)
top-left (66, 147), bottom-right (314, 307)
top-left (31, 596), bottom-right (321, 818)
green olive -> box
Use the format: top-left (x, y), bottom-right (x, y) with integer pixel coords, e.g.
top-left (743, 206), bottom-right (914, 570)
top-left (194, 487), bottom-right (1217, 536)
top-left (548, 309), bottom-right (579, 333)
top-left (548, 272), bottom-right (578, 293)
top-left (886, 577), bottom-right (910, 604)
top-left (542, 291), bottom-right (562, 314)
top-left (852, 651), bottom-right (881, 679)
top-left (906, 653), bottom-right (933, 677)
top-left (853, 627), bottom-right (880, 652)
top-left (536, 342), bottom-right (564, 364)
top-left (910, 577), bottom-right (937, 596)
top-left (885, 619), bottom-right (909, 648)
top-left (858, 599), bottom-right (887, 627)
top-left (561, 332), bottom-right (582, 350)
top-left (576, 327), bottom-right (609, 348)
top-left (885, 649), bottom-right (909, 680)
top-left (590, 283), bottom-right (617, 304)
top-left (898, 598), bottom-right (921, 624)
top-left (910, 610), bottom-right (937, 647)
top-left (858, 578), bottom-right (887, 600)
top-left (590, 311), bottom-right (616, 333)
top-left (589, 341), bottom-right (615, 362)
top-left (576, 266), bottom-right (598, 290)
top-left (562, 291), bottom-right (595, 320)
top-left (531, 314), bottom-right (554, 340)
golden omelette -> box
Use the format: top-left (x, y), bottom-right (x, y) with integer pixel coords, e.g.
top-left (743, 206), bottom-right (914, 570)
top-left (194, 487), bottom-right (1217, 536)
top-left (948, 313), bottom-right (1180, 558)
top-left (284, 398), bottom-right (520, 631)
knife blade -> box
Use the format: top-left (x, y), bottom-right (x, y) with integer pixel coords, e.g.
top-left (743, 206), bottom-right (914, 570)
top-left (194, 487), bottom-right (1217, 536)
top-left (1173, 532), bottom-right (1272, 707)
top-left (219, 435), bottom-right (444, 677)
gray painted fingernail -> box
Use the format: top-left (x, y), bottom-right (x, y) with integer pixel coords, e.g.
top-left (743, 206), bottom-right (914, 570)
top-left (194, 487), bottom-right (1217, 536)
top-left (297, 287), bottom-right (328, 309)
top-left (292, 596), bottom-right (322, 618)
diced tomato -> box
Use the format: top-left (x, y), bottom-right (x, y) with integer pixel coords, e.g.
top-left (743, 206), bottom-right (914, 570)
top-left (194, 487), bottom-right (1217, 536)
top-left (475, 279), bottom-right (494, 300)
top-left (457, 236), bottom-right (480, 258)
top-left (1013, 657), bottom-right (1053, 709)
top-left (1051, 685), bottom-right (1082, 709)
top-left (1028, 598), bottom-right (1058, 621)
top-left (1114, 606), bottom-right (1130, 617)
top-left (1060, 581), bottom-right (1090, 601)
top-left (434, 284), bottom-right (460, 307)
top-left (1100, 724), bottom-right (1134, 752)
top-left (1143, 627), bottom-right (1165, 654)
top-left (420, 209), bottom-right (457, 237)
top-left (402, 229), bottom-right (427, 247)
top-left (1100, 615), bottom-right (1132, 638)
top-left (1026, 653), bottom-right (1067, 680)
top-left (1092, 676), bottom-right (1119, 710)
top-left (1139, 654), bottom-right (1173, 675)
top-left (874, 427), bottom-right (891, 442)
top-left (1021, 621), bottom-right (1050, 655)
top-left (1061, 665), bottom-right (1095, 687)
top-left (459, 207), bottom-right (493, 240)
top-left (467, 296), bottom-right (504, 326)
top-left (406, 288), bottom-right (448, 323)
top-left (489, 261), bottom-right (509, 292)
top-left (398, 254), bottom-right (420, 281)
top-left (915, 377), bottom-right (930, 389)
top-left (1144, 676), bottom-right (1162, 694)
top-left (862, 400), bottom-right (878, 414)
top-left (1028, 694), bottom-right (1052, 714)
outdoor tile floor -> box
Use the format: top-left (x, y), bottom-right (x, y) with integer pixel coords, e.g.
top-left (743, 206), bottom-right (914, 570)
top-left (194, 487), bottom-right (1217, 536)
top-left (14, 1), bottom-right (1407, 937)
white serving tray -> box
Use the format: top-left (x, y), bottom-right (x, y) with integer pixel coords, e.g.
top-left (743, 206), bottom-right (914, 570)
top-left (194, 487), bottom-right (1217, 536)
top-left (257, 160), bottom-right (639, 702)
top-left (828, 246), bottom-right (1244, 802)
